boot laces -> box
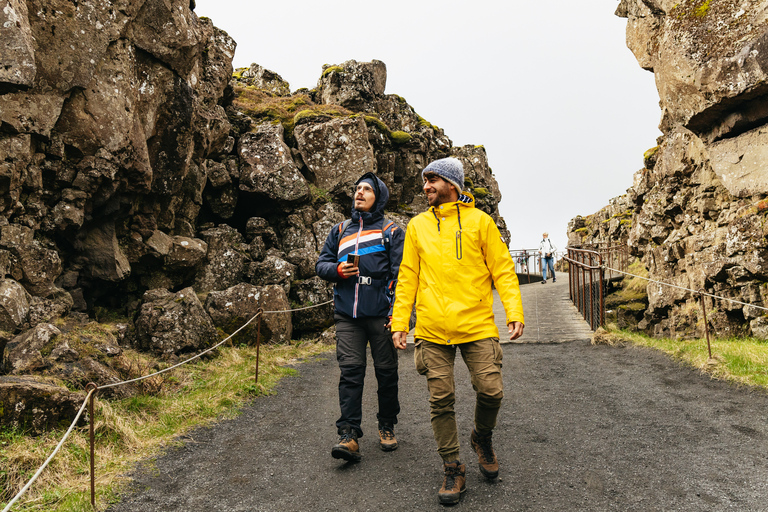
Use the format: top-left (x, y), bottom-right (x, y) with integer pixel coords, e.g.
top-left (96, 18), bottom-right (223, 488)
top-left (476, 433), bottom-right (495, 462)
top-left (443, 464), bottom-right (461, 489)
top-left (379, 425), bottom-right (395, 440)
top-left (339, 431), bottom-right (354, 443)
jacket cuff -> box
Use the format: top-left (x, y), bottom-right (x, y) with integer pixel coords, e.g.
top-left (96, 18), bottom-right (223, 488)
top-left (336, 263), bottom-right (346, 279)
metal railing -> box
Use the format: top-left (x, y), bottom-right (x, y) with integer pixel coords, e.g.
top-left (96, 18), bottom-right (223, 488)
top-left (564, 244), bottom-right (630, 330)
top-left (510, 248), bottom-right (540, 283)
top-left (565, 248), bottom-right (605, 330)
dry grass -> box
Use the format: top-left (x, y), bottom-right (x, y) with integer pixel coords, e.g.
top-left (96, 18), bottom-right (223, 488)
top-left (233, 86), bottom-right (351, 133)
top-left (1, 340), bottom-right (332, 511)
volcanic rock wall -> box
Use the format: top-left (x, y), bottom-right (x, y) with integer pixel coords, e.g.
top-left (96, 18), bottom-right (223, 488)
top-left (571, 0), bottom-right (768, 339)
top-left (0, 0), bottom-right (509, 427)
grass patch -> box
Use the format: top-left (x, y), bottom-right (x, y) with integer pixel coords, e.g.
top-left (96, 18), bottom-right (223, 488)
top-left (596, 329), bottom-right (768, 390)
top-left (232, 86), bottom-right (350, 139)
top-left (1, 341), bottom-right (332, 511)
top-left (606, 258), bottom-right (648, 309)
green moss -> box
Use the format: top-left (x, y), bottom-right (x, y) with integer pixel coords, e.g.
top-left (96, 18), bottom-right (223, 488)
top-left (694, 0), bottom-right (710, 16)
top-left (620, 219), bottom-right (632, 226)
top-left (417, 115), bottom-right (439, 131)
top-left (393, 95), bottom-right (407, 104)
top-left (389, 131), bottom-right (412, 144)
top-left (309, 184), bottom-right (332, 203)
top-left (322, 66), bottom-right (344, 77)
top-left (360, 115), bottom-right (391, 134)
top-left (232, 68), bottom-right (246, 79)
top-left (575, 227), bottom-right (588, 233)
top-left (473, 187), bottom-right (489, 197)
top-left (293, 109), bottom-right (329, 123)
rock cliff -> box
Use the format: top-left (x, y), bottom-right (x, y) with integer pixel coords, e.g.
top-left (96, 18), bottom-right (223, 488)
top-left (570, 1), bottom-right (768, 339)
top-left (0, 0), bottom-right (509, 429)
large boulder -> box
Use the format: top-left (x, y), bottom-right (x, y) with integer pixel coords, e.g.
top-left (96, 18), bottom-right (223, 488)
top-left (247, 252), bottom-right (297, 295)
top-left (317, 59), bottom-right (387, 108)
top-left (0, 376), bottom-right (86, 435)
top-left (237, 122), bottom-right (310, 203)
top-left (204, 283), bottom-right (292, 344)
top-left (2, 323), bottom-right (60, 374)
top-left (294, 116), bottom-right (376, 193)
top-left (0, 279), bottom-right (31, 333)
top-left (194, 225), bottom-right (249, 293)
top-left (289, 276), bottom-right (334, 335)
top-left (240, 64), bottom-right (290, 96)
top-left (134, 287), bottom-right (219, 358)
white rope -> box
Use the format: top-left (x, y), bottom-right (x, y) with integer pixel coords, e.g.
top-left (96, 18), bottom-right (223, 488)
top-left (100, 298), bottom-right (334, 390)
top-left (261, 299), bottom-right (333, 314)
top-left (2, 389), bottom-right (95, 512)
top-left (604, 266), bottom-right (768, 312)
top-left (2, 297), bottom-right (336, 509)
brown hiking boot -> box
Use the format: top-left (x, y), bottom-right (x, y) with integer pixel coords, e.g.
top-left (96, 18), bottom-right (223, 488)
top-left (331, 427), bottom-right (361, 462)
top-left (438, 460), bottom-right (466, 505)
top-left (470, 429), bottom-right (499, 479)
top-left (378, 423), bottom-right (398, 451)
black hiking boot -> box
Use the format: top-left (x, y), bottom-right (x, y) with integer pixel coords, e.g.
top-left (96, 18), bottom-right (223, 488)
top-left (331, 426), bottom-right (361, 462)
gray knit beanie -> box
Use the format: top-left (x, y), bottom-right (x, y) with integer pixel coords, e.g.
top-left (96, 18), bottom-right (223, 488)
top-left (422, 157), bottom-right (464, 193)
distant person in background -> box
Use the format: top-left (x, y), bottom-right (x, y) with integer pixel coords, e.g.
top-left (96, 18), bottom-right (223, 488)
top-left (539, 232), bottom-right (557, 284)
top-left (316, 172), bottom-right (404, 463)
top-left (391, 157), bottom-right (524, 505)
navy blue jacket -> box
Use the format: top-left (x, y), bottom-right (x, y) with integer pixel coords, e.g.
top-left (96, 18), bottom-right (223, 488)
top-left (316, 173), bottom-right (404, 319)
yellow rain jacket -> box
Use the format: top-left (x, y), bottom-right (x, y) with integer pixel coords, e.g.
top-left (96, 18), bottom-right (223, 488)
top-left (391, 193), bottom-right (524, 344)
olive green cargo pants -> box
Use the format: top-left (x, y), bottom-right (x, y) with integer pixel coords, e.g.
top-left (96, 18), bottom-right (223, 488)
top-left (414, 337), bottom-right (503, 462)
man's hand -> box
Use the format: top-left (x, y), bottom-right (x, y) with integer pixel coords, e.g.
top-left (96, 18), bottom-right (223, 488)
top-left (508, 321), bottom-right (524, 340)
top-left (337, 262), bottom-right (359, 279)
top-left (392, 331), bottom-right (408, 350)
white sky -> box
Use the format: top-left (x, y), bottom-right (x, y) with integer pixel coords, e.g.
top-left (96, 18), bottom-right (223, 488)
top-left (194, 0), bottom-right (662, 253)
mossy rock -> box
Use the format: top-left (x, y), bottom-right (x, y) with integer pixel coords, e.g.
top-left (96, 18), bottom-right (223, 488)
top-left (322, 66), bottom-right (344, 78)
top-left (357, 115), bottom-right (390, 134)
top-left (473, 187), bottom-right (490, 197)
top-left (389, 131), bottom-right (412, 144)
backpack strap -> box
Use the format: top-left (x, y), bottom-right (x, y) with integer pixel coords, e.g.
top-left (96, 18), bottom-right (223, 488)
top-left (381, 217), bottom-right (397, 248)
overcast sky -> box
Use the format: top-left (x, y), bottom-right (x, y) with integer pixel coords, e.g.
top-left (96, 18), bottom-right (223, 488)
top-left (194, 0), bottom-right (662, 253)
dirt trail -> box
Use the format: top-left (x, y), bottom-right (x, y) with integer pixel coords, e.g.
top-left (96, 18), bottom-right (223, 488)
top-left (108, 278), bottom-right (768, 511)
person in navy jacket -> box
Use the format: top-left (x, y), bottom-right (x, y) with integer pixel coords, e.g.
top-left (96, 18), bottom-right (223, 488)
top-left (316, 172), bottom-right (404, 462)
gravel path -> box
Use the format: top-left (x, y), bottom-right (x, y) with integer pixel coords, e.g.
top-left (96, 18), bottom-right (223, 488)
top-left (108, 277), bottom-right (768, 511)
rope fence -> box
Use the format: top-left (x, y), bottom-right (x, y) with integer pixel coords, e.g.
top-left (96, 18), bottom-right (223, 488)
top-left (2, 298), bottom-right (334, 512)
top-left (564, 242), bottom-right (767, 363)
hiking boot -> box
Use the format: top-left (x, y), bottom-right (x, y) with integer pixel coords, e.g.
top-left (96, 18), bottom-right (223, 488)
top-left (438, 460), bottom-right (466, 505)
top-left (541, 280), bottom-right (546, 284)
top-left (470, 429), bottom-right (499, 479)
top-left (378, 423), bottom-right (398, 451)
top-left (331, 427), bottom-right (361, 462)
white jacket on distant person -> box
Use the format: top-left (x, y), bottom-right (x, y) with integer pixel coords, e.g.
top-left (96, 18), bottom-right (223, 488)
top-left (539, 239), bottom-right (557, 258)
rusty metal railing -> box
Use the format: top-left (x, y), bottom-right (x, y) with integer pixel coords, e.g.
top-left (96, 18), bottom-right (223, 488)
top-left (564, 243), bottom-right (630, 331)
top-left (565, 247), bottom-right (605, 330)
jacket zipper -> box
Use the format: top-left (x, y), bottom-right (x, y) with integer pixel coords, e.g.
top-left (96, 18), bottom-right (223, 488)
top-left (352, 217), bottom-right (363, 318)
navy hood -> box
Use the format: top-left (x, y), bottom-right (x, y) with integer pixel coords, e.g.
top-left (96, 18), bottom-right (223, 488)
top-left (351, 172), bottom-right (389, 223)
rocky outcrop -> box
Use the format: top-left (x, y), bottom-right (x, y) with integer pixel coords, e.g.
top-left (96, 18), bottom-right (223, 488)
top-left (134, 287), bottom-right (218, 358)
top-left (571, 2), bottom-right (768, 339)
top-left (0, 376), bottom-right (86, 435)
top-left (0, 2), bottom-right (510, 430)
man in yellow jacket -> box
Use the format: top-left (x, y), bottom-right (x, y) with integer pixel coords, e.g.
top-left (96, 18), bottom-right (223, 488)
top-left (392, 156), bottom-right (524, 505)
